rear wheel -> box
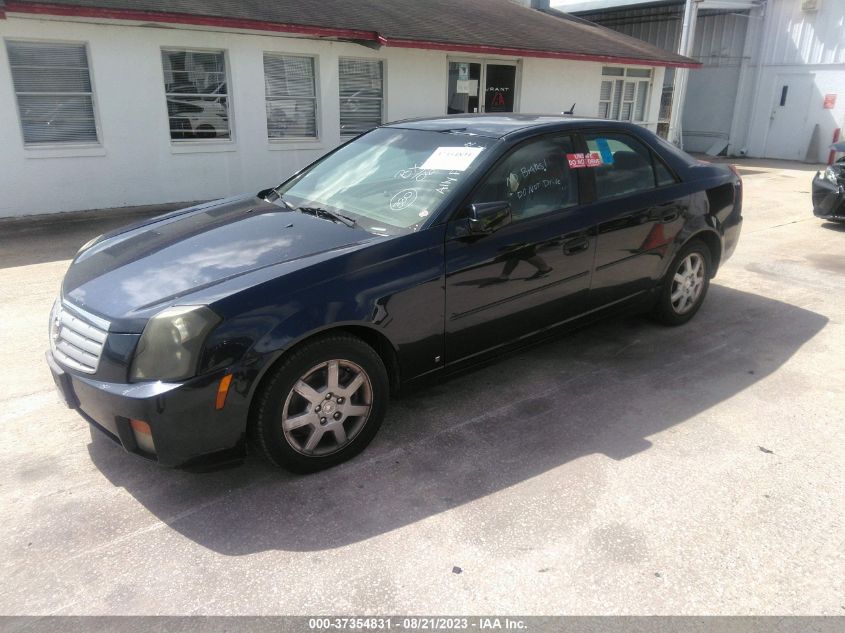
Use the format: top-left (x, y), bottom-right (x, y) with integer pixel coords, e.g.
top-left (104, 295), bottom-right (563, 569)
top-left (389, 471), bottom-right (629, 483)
top-left (249, 334), bottom-right (389, 473)
top-left (653, 239), bottom-right (712, 326)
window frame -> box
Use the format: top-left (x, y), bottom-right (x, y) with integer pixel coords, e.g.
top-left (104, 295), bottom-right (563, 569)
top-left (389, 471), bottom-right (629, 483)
top-left (338, 56), bottom-right (386, 138)
top-left (263, 51), bottom-right (321, 143)
top-left (5, 38), bottom-right (103, 149)
top-left (160, 46), bottom-right (234, 146)
top-left (598, 66), bottom-right (653, 123)
top-left (455, 132), bottom-right (587, 226)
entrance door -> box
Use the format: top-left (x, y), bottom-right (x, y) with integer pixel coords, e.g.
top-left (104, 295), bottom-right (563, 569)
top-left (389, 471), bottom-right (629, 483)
top-left (484, 64), bottom-right (516, 113)
top-left (764, 73), bottom-right (814, 160)
top-left (447, 61), bottom-right (518, 114)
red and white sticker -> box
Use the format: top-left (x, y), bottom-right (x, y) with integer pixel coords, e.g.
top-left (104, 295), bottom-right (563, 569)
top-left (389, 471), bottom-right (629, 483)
top-left (566, 152), bottom-right (604, 169)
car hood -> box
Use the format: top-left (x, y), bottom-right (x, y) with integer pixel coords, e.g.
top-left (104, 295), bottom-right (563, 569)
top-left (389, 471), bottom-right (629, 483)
top-left (62, 194), bottom-right (380, 325)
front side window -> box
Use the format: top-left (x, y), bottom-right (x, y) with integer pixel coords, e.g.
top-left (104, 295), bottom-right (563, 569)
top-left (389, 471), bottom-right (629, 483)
top-left (598, 67), bottom-right (652, 122)
top-left (264, 53), bottom-right (317, 139)
top-left (161, 49), bottom-right (230, 141)
top-left (585, 132), bottom-right (666, 199)
top-left (339, 58), bottom-right (383, 136)
top-left (277, 127), bottom-right (493, 234)
top-left (472, 135), bottom-right (579, 222)
top-left (6, 40), bottom-right (99, 145)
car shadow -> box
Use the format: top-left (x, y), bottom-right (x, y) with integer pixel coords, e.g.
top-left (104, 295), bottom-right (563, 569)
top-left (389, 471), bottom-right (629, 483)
top-left (820, 221), bottom-right (845, 232)
top-left (87, 284), bottom-right (827, 555)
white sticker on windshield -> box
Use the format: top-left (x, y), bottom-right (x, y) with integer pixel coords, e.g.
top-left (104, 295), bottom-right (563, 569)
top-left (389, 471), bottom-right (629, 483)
top-left (420, 146), bottom-right (484, 172)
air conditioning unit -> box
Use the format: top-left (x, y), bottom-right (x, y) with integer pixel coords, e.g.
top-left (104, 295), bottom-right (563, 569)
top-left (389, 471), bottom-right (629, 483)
top-left (801, 0), bottom-right (820, 12)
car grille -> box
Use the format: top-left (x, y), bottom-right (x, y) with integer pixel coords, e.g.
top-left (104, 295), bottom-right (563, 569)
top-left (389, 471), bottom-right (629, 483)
top-left (50, 302), bottom-right (110, 374)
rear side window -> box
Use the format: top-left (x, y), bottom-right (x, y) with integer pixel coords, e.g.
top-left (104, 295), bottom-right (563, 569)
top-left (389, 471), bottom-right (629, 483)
top-left (584, 132), bottom-right (677, 200)
top-left (472, 135), bottom-right (579, 222)
top-left (654, 159), bottom-right (677, 187)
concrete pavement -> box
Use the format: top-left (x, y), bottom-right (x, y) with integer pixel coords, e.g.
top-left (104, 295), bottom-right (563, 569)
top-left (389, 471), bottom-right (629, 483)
top-left (0, 160), bottom-right (842, 615)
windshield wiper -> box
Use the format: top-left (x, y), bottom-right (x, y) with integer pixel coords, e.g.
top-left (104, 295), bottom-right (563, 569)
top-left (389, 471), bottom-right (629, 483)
top-left (298, 206), bottom-right (357, 228)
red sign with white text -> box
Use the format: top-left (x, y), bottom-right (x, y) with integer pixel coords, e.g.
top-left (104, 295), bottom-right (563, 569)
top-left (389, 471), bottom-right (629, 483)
top-left (823, 94), bottom-right (837, 109)
top-left (566, 152), bottom-right (604, 169)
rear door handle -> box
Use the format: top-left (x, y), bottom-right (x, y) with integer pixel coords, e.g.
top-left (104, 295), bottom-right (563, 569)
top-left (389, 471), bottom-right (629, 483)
top-left (647, 205), bottom-right (680, 223)
top-left (562, 236), bottom-right (589, 255)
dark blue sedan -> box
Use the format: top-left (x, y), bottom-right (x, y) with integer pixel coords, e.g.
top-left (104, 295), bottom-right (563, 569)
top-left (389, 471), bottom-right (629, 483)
top-left (46, 115), bottom-right (743, 473)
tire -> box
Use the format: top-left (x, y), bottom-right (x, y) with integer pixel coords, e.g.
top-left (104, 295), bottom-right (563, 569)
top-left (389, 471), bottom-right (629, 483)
top-left (249, 334), bottom-right (389, 473)
top-left (652, 239), bottom-right (712, 326)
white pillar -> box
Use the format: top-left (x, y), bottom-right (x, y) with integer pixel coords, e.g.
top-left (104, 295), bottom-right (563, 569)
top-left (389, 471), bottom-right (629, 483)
top-left (668, 0), bottom-right (699, 148)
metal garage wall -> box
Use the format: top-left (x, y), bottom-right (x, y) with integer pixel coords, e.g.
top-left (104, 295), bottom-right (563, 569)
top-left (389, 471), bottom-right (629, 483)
top-left (683, 11), bottom-right (748, 152)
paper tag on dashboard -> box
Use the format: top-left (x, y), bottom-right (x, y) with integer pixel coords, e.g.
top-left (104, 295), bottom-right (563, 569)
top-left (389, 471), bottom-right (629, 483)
top-left (421, 146), bottom-right (484, 171)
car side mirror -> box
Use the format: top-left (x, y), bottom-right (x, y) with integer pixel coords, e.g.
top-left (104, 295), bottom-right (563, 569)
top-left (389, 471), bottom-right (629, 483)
top-left (467, 201), bottom-right (512, 235)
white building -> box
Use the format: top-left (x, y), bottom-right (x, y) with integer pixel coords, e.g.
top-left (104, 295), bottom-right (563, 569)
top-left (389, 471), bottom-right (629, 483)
top-left (0, 0), bottom-right (694, 217)
top-left (558, 0), bottom-right (845, 161)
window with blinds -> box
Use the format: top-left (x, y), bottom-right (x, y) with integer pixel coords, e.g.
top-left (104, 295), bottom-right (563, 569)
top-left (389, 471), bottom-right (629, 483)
top-left (6, 40), bottom-right (99, 145)
top-left (339, 58), bottom-right (383, 136)
top-left (598, 67), bottom-right (651, 123)
top-left (264, 53), bottom-right (318, 139)
top-left (161, 49), bottom-right (230, 141)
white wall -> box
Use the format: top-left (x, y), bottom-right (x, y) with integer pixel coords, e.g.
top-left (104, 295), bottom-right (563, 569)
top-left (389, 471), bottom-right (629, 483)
top-left (0, 16), bottom-right (664, 217)
top-left (729, 0), bottom-right (845, 161)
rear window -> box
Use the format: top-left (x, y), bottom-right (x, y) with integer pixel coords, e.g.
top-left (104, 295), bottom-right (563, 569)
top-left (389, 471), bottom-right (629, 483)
top-left (585, 132), bottom-right (678, 199)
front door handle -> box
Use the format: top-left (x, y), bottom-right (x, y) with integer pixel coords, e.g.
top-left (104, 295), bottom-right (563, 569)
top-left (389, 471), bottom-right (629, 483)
top-left (562, 236), bottom-right (589, 255)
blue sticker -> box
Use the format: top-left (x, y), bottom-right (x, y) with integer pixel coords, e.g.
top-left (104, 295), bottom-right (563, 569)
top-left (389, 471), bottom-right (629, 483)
top-left (596, 138), bottom-right (614, 165)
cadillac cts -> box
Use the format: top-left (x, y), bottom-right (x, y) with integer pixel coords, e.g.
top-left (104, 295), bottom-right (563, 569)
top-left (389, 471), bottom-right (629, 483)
top-left (46, 115), bottom-right (742, 473)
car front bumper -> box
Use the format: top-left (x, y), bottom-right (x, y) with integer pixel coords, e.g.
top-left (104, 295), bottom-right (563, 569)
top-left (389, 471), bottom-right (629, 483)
top-left (812, 172), bottom-right (845, 220)
top-left (46, 350), bottom-right (248, 468)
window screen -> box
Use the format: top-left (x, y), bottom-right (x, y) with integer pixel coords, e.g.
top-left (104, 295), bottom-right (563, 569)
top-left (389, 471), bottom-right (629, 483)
top-left (597, 68), bottom-right (651, 123)
top-left (161, 49), bottom-right (230, 141)
top-left (472, 135), bottom-right (579, 221)
top-left (264, 54), bottom-right (317, 139)
top-left (6, 40), bottom-right (99, 145)
top-left (339, 58), bottom-right (383, 136)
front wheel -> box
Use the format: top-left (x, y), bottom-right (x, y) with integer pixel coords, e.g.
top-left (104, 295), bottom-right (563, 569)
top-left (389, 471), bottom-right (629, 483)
top-left (249, 334), bottom-right (389, 473)
top-left (652, 239), bottom-right (712, 326)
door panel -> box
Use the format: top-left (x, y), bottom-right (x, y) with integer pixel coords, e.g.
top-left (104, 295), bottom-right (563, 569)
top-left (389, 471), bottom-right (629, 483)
top-left (447, 62), bottom-right (481, 114)
top-left (583, 131), bottom-right (688, 306)
top-left (444, 134), bottom-right (595, 363)
top-left (588, 192), bottom-right (687, 306)
top-left (484, 64), bottom-right (516, 113)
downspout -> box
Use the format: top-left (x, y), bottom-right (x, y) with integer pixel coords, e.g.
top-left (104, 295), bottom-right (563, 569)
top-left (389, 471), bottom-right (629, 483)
top-left (668, 0), bottom-right (699, 149)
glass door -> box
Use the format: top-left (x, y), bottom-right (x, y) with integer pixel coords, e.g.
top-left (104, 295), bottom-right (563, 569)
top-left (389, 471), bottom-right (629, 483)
top-left (447, 61), bottom-right (481, 114)
top-left (483, 64), bottom-right (517, 113)
top-left (447, 60), bottom-right (518, 114)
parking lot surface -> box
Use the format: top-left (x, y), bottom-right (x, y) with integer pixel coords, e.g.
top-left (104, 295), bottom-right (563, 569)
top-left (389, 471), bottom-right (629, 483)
top-left (1, 159), bottom-right (843, 615)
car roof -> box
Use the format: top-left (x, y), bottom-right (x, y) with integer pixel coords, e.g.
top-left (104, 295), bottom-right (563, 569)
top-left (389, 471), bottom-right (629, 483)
top-left (384, 114), bottom-right (644, 139)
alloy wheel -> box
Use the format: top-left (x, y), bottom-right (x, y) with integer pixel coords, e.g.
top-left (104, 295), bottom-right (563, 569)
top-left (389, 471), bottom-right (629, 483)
top-left (670, 252), bottom-right (706, 315)
top-left (281, 359), bottom-right (373, 456)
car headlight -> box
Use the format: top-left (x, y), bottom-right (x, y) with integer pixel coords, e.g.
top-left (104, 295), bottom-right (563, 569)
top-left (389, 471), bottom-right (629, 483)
top-left (823, 166), bottom-right (841, 185)
top-left (130, 305), bottom-right (220, 382)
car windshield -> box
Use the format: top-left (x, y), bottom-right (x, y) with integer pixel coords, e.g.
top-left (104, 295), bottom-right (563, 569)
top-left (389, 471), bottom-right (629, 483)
top-left (276, 127), bottom-right (494, 235)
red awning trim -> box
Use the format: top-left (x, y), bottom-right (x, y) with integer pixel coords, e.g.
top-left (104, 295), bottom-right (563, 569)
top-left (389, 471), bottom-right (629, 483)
top-left (4, 1), bottom-right (701, 68)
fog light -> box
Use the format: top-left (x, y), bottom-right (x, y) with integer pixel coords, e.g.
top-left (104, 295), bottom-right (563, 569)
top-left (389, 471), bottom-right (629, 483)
top-left (129, 418), bottom-right (156, 454)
